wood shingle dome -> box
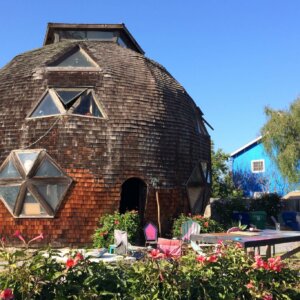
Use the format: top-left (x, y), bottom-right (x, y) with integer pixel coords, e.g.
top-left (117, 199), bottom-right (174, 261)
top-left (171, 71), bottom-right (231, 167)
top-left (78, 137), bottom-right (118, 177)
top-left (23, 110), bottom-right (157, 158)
top-left (0, 23), bottom-right (211, 245)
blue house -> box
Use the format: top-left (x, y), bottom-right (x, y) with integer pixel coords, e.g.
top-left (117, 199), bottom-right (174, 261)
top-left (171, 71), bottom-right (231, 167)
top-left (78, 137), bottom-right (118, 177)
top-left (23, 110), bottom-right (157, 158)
top-left (230, 136), bottom-right (298, 197)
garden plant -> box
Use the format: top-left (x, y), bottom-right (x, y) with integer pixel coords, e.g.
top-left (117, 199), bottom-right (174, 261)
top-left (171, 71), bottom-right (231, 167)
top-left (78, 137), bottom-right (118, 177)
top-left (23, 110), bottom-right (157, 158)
top-left (0, 223), bottom-right (298, 299)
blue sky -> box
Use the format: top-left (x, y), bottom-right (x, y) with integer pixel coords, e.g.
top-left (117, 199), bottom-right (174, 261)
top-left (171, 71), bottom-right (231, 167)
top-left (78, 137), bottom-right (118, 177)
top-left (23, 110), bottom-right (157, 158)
top-left (1, 0), bottom-right (299, 154)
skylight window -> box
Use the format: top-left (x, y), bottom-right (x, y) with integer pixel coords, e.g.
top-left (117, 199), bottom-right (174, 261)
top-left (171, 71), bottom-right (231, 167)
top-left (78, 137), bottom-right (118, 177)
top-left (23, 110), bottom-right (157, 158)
top-left (29, 88), bottom-right (105, 119)
top-left (49, 47), bottom-right (98, 68)
top-left (0, 150), bottom-right (72, 218)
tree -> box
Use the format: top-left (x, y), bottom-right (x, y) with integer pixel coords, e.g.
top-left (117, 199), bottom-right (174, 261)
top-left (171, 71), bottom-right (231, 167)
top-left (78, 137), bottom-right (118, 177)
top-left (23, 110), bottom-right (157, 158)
top-left (261, 98), bottom-right (300, 183)
top-left (211, 143), bottom-right (242, 198)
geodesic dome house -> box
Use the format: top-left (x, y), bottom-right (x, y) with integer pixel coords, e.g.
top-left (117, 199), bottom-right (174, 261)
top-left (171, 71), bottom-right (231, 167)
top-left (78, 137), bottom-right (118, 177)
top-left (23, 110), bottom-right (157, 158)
top-left (0, 23), bottom-right (211, 245)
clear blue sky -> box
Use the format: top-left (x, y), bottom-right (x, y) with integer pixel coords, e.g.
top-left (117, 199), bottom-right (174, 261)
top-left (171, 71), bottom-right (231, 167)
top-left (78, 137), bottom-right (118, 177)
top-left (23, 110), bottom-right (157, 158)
top-left (1, 0), bottom-right (299, 154)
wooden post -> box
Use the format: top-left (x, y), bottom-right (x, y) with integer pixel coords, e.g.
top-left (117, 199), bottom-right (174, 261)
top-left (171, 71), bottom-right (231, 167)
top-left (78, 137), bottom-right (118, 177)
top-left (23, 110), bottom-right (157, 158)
top-left (156, 190), bottom-right (162, 236)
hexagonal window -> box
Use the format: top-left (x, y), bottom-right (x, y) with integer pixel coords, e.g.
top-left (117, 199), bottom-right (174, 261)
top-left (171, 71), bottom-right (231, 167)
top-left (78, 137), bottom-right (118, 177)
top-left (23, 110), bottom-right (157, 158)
top-left (0, 150), bottom-right (72, 218)
top-left (186, 161), bottom-right (211, 213)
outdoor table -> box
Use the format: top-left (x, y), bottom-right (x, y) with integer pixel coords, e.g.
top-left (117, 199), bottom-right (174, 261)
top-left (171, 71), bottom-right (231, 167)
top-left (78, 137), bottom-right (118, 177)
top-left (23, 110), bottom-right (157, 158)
top-left (191, 229), bottom-right (300, 259)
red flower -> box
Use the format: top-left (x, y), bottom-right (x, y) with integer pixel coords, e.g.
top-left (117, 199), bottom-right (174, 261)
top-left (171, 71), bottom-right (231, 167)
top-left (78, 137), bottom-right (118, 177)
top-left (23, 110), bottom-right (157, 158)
top-left (0, 288), bottom-right (14, 300)
top-left (263, 294), bottom-right (273, 300)
top-left (13, 230), bottom-right (26, 244)
top-left (1, 237), bottom-right (6, 243)
top-left (196, 255), bottom-right (206, 263)
top-left (114, 220), bottom-right (120, 225)
top-left (149, 249), bottom-right (164, 259)
top-left (204, 222), bottom-right (209, 227)
top-left (207, 255), bottom-right (218, 263)
top-left (66, 258), bottom-right (75, 269)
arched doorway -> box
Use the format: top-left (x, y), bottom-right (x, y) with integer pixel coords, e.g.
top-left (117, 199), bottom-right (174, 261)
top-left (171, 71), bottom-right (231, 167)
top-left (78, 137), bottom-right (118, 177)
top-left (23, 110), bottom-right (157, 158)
top-left (120, 178), bottom-right (147, 222)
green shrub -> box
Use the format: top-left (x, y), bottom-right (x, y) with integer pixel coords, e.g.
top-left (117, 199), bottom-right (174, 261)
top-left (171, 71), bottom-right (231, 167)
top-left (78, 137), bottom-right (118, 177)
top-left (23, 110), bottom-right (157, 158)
top-left (0, 235), bottom-right (298, 299)
top-left (92, 211), bottom-right (140, 248)
top-left (172, 214), bottom-right (224, 237)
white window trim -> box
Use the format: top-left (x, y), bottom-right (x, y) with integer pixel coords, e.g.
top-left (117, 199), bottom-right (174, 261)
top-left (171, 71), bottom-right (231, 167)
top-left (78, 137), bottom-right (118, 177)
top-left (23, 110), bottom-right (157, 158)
top-left (251, 159), bottom-right (265, 173)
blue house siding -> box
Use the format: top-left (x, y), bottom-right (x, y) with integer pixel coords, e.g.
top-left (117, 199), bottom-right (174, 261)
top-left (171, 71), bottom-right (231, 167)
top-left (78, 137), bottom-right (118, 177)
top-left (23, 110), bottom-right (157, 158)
top-left (231, 138), bottom-right (297, 197)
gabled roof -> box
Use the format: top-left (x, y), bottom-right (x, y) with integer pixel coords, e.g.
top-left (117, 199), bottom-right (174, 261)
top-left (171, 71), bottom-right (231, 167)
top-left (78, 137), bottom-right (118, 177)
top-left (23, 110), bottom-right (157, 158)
top-left (230, 136), bottom-right (262, 158)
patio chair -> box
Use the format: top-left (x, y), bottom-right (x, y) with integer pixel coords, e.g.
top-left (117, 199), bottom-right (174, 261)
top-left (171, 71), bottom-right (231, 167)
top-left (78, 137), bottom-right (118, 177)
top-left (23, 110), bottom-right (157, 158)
top-left (114, 229), bottom-right (128, 255)
top-left (144, 222), bottom-right (158, 247)
top-left (157, 238), bottom-right (182, 257)
top-left (181, 220), bottom-right (201, 242)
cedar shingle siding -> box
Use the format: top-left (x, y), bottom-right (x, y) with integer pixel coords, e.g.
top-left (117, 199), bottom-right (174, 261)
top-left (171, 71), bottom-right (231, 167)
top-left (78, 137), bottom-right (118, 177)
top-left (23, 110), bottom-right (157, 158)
top-left (0, 31), bottom-right (211, 245)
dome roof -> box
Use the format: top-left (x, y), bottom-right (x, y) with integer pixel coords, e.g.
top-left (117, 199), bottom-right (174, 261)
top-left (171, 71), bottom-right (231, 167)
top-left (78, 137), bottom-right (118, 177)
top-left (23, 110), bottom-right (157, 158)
top-left (0, 27), bottom-right (211, 243)
top-left (0, 40), bottom-right (209, 185)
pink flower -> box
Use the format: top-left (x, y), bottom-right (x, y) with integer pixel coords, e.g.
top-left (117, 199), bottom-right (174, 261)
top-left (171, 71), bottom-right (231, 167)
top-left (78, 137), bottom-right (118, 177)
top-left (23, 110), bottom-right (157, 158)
top-left (74, 252), bottom-right (84, 263)
top-left (235, 242), bottom-right (243, 249)
top-left (267, 256), bottom-right (284, 272)
top-left (114, 220), bottom-right (120, 225)
top-left (28, 233), bottom-right (44, 245)
top-left (204, 222), bottom-right (209, 228)
top-left (1, 237), bottom-right (6, 243)
top-left (263, 294), bottom-right (273, 300)
top-left (149, 249), bottom-right (164, 259)
top-left (13, 230), bottom-right (26, 244)
top-left (246, 281), bottom-right (255, 289)
top-left (196, 255), bottom-right (206, 263)
top-left (0, 288), bottom-right (14, 300)
top-left (66, 258), bottom-right (75, 269)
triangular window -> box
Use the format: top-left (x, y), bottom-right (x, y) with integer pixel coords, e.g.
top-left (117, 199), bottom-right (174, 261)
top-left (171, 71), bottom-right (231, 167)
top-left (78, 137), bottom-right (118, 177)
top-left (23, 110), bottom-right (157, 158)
top-left (35, 158), bottom-right (64, 177)
top-left (34, 183), bottom-right (69, 211)
top-left (52, 47), bottom-right (98, 67)
top-left (20, 191), bottom-right (47, 216)
top-left (30, 91), bottom-right (61, 117)
top-left (72, 91), bottom-right (103, 117)
top-left (0, 160), bottom-right (21, 179)
top-left (55, 89), bottom-right (85, 106)
top-left (16, 151), bottom-right (40, 174)
top-left (29, 88), bottom-right (105, 119)
top-left (0, 185), bottom-right (20, 212)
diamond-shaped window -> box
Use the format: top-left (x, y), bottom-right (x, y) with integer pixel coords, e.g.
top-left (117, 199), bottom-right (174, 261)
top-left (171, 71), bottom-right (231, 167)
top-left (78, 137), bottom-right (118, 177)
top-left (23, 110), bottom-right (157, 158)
top-left (0, 150), bottom-right (72, 218)
top-left (28, 88), bottom-right (105, 119)
top-left (186, 161), bottom-right (211, 214)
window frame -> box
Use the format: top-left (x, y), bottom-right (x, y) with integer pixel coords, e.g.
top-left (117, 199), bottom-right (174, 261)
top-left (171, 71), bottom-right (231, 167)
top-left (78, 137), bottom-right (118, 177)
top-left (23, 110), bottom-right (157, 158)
top-left (251, 159), bottom-right (265, 173)
top-left (26, 88), bottom-right (107, 120)
top-left (0, 150), bottom-right (72, 218)
top-left (46, 46), bottom-right (101, 71)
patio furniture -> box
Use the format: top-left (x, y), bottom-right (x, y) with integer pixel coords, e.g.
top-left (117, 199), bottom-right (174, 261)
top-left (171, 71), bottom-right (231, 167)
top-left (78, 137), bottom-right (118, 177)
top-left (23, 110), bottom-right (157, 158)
top-left (181, 220), bottom-right (201, 242)
top-left (114, 229), bottom-right (128, 255)
top-left (144, 222), bottom-right (158, 247)
top-left (157, 238), bottom-right (182, 257)
top-left (191, 229), bottom-right (300, 259)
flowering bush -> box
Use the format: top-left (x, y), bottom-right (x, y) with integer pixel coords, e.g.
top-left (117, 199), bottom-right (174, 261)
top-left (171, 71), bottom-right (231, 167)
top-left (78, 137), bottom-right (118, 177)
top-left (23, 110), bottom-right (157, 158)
top-left (0, 230), bottom-right (298, 299)
top-left (172, 214), bottom-right (224, 237)
top-left (92, 211), bottom-right (139, 248)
